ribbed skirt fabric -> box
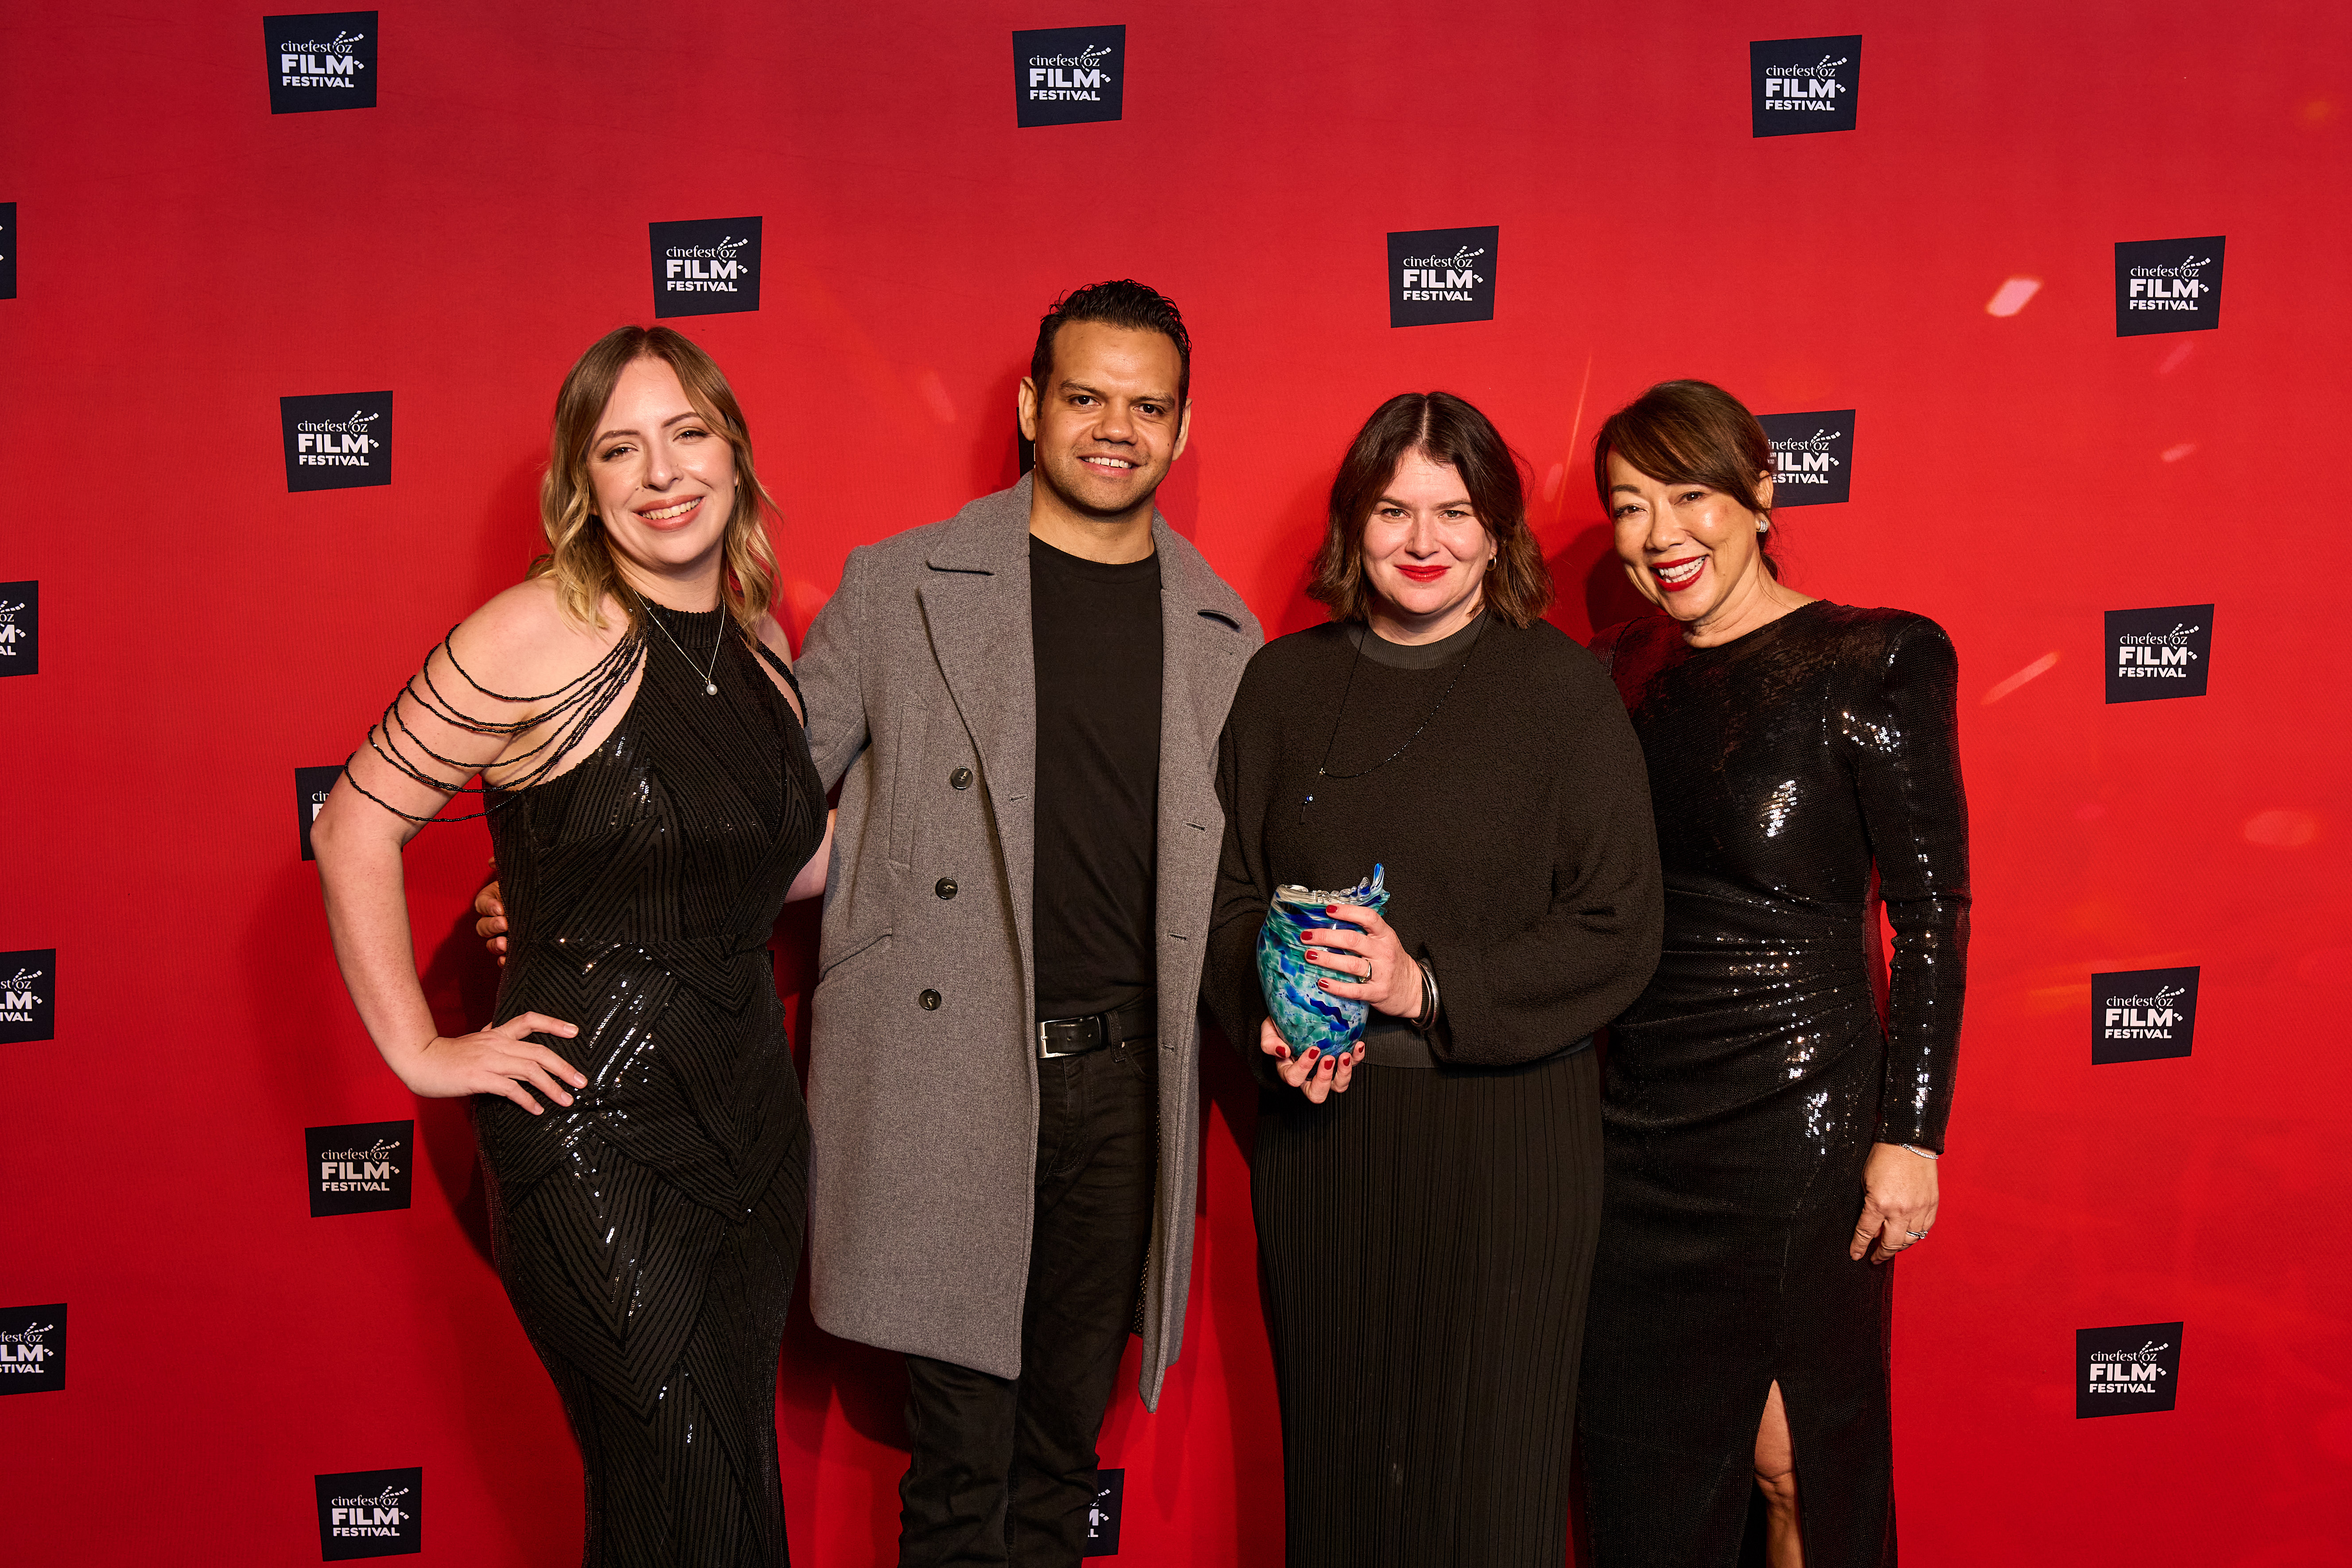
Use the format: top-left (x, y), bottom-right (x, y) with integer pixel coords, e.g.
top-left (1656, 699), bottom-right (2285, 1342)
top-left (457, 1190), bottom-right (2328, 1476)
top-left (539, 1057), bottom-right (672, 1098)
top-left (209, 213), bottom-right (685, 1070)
top-left (1250, 1046), bottom-right (1603, 1568)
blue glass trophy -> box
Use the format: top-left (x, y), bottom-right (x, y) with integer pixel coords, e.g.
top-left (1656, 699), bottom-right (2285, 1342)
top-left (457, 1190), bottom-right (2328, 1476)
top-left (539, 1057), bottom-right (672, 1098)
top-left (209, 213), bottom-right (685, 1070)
top-left (1256, 865), bottom-right (1389, 1057)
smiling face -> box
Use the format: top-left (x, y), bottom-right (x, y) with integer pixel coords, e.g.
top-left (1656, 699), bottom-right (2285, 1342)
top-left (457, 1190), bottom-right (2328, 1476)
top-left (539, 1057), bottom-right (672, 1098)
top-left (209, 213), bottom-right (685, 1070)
top-left (588, 357), bottom-right (738, 599)
top-left (1607, 451), bottom-right (1781, 638)
top-left (1019, 320), bottom-right (1189, 526)
top-left (1360, 449), bottom-right (1495, 643)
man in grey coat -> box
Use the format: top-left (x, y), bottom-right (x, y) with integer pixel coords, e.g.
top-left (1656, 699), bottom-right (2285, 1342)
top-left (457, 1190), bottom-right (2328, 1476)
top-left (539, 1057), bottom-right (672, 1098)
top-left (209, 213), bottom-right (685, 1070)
top-left (794, 281), bottom-right (1260, 1567)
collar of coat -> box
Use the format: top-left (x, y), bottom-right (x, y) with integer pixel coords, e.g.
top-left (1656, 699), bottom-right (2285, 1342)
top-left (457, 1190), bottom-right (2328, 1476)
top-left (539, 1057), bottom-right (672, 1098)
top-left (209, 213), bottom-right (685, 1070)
top-left (923, 471), bottom-right (1248, 630)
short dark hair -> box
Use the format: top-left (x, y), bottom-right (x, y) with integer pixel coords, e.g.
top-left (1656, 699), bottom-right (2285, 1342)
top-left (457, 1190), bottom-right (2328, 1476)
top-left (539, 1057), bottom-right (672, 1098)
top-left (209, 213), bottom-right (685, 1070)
top-left (1593, 380), bottom-right (1781, 576)
top-left (1030, 280), bottom-right (1192, 406)
top-left (1308, 391), bottom-right (1553, 629)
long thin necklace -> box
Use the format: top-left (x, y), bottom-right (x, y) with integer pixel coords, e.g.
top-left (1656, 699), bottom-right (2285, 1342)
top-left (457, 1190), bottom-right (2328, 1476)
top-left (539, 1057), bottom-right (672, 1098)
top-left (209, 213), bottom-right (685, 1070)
top-left (1301, 610), bottom-right (1487, 821)
top-left (645, 603), bottom-right (730, 696)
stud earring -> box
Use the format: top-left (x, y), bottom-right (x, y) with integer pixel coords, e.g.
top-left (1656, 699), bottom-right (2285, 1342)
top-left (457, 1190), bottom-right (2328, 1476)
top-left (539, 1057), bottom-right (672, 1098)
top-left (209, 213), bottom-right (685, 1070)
top-left (1757, 518), bottom-right (1770, 533)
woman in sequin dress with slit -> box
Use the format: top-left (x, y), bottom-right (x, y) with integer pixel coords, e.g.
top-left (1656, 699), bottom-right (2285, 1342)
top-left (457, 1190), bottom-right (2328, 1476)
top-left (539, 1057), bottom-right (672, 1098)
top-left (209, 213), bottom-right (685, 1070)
top-left (313, 327), bottom-right (828, 1568)
top-left (1574, 382), bottom-right (1966, 1568)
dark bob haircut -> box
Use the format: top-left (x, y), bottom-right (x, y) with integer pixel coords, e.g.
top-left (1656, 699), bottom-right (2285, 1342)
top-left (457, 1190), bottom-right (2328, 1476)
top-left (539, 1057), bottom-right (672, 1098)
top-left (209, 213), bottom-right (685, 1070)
top-left (1592, 379), bottom-right (1781, 576)
top-left (1030, 279), bottom-right (1192, 406)
top-left (1308, 391), bottom-right (1551, 628)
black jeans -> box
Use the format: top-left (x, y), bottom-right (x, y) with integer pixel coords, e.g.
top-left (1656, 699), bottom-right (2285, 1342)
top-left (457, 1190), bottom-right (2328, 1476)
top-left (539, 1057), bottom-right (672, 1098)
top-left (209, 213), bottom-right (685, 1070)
top-left (898, 1035), bottom-right (1159, 1568)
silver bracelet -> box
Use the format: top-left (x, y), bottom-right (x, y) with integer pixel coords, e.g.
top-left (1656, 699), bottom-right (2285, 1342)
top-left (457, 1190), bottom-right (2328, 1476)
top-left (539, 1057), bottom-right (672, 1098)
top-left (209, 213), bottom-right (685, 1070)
top-left (1902, 1143), bottom-right (1941, 1160)
top-left (1411, 960), bottom-right (1441, 1035)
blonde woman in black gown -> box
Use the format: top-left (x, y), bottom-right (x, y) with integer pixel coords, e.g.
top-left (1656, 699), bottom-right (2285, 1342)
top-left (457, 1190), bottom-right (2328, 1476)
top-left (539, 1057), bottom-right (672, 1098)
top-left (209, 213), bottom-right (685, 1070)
top-left (313, 327), bottom-right (829, 1567)
top-left (1577, 381), bottom-right (1966, 1567)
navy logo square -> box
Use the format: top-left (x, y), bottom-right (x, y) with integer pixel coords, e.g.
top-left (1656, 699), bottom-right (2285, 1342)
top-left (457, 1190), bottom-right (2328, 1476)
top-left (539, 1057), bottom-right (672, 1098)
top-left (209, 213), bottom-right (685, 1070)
top-left (2078, 1322), bottom-right (2182, 1417)
top-left (1757, 411), bottom-right (1855, 506)
top-left (2106, 604), bottom-right (2213, 703)
top-left (316, 1466), bottom-right (422, 1558)
top-left (1083, 1467), bottom-right (1123, 1555)
top-left (0, 949), bottom-right (55, 1045)
top-left (296, 765), bottom-right (344, 860)
top-left (2116, 236), bottom-right (2224, 337)
top-left (2092, 966), bottom-right (2199, 1064)
top-left (0, 581), bottom-right (36, 676)
top-left (650, 217), bottom-right (762, 319)
top-left (307, 1120), bottom-right (415, 1217)
top-left (1, 202), bottom-right (16, 299)
top-left (1015, 26), bottom-right (1125, 127)
top-left (0, 1303), bottom-right (65, 1395)
top-left (1388, 226), bottom-right (1497, 328)
top-left (265, 12), bottom-right (377, 114)
top-left (282, 391), bottom-right (393, 493)
top-left (1752, 35), bottom-right (1860, 136)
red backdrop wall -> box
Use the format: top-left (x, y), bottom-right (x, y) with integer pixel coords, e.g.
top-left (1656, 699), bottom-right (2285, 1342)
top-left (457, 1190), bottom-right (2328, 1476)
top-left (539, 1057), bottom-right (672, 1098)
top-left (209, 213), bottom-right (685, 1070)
top-left (4, 1), bottom-right (2349, 1562)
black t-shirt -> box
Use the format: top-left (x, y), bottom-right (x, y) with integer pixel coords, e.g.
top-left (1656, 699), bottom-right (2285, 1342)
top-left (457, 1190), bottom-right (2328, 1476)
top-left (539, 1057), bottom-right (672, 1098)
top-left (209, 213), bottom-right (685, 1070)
top-left (1030, 534), bottom-right (1163, 1019)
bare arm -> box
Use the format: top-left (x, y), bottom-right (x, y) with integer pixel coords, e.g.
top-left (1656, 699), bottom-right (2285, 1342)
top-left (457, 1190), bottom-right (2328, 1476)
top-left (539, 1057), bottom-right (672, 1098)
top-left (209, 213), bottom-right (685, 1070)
top-left (314, 586), bottom-right (604, 1113)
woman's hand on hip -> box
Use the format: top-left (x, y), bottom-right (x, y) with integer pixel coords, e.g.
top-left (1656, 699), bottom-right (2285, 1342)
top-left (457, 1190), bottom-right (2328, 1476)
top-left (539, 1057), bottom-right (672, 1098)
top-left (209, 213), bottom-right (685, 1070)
top-left (392, 1014), bottom-right (588, 1115)
top-left (1301, 904), bottom-right (1423, 1020)
top-left (1852, 1140), bottom-right (1940, 1263)
top-left (1259, 1017), bottom-right (1364, 1105)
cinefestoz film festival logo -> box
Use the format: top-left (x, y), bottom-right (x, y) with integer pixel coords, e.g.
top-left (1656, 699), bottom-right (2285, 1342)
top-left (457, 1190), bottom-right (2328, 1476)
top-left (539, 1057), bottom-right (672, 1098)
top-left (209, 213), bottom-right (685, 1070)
top-left (307, 1120), bottom-right (415, 1217)
top-left (315, 1466), bottom-right (423, 1560)
top-left (0, 949), bottom-right (56, 1045)
top-left (1750, 35), bottom-right (1861, 136)
top-left (2092, 965), bottom-right (2200, 1065)
top-left (0, 581), bottom-right (37, 676)
top-left (1085, 1468), bottom-right (1124, 1555)
top-left (2077, 1322), bottom-right (2183, 1417)
top-left (0, 1303), bottom-right (66, 1395)
top-left (2105, 603), bottom-right (2214, 703)
top-left (296, 765), bottom-right (345, 860)
top-left (1014, 25), bottom-right (1125, 127)
top-left (1755, 412), bottom-right (1856, 507)
top-left (264, 11), bottom-right (377, 114)
top-left (2115, 236), bottom-right (2226, 337)
top-left (649, 217), bottom-right (763, 319)
top-left (281, 391), bottom-right (393, 493)
top-left (1387, 226), bottom-right (1499, 329)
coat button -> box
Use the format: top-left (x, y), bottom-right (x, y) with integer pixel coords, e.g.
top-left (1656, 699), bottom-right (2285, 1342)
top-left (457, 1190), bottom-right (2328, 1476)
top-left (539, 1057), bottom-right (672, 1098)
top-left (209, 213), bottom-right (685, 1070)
top-left (949, 767), bottom-right (973, 790)
top-left (935, 878), bottom-right (958, 900)
top-left (918, 989), bottom-right (942, 1011)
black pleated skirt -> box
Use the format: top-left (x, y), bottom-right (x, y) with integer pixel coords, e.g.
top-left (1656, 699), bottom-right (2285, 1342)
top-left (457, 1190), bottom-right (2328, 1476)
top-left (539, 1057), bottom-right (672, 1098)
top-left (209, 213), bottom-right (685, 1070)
top-left (1251, 1045), bottom-right (1603, 1568)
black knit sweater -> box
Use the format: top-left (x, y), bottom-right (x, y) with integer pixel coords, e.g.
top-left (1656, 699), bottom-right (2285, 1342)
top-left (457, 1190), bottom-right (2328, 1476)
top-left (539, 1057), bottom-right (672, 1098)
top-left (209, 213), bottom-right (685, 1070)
top-left (1203, 612), bottom-right (1664, 1080)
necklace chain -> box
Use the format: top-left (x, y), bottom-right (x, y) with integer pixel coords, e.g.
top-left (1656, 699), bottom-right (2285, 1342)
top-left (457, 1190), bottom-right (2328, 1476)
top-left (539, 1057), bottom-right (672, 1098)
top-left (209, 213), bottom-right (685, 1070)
top-left (1302, 614), bottom-right (1486, 818)
top-left (645, 603), bottom-right (729, 696)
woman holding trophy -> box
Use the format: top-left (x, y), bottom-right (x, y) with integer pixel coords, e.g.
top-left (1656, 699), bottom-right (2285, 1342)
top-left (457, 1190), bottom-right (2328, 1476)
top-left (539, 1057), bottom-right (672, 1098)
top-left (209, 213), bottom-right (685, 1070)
top-left (1202, 391), bottom-right (1663, 1567)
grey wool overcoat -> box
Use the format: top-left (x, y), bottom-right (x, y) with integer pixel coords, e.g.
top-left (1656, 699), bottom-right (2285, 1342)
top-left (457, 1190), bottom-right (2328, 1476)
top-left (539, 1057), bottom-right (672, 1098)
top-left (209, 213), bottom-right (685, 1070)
top-left (793, 475), bottom-right (1261, 1408)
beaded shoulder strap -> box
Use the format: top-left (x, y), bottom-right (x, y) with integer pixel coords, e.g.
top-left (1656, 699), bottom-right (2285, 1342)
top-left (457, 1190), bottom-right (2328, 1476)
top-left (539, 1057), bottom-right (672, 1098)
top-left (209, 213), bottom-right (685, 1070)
top-left (342, 624), bottom-right (645, 824)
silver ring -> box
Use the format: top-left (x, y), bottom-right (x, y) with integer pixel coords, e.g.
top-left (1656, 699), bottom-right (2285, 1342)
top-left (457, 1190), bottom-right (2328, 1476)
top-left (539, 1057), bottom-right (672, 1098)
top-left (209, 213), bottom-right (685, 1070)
top-left (1905, 1229), bottom-right (1929, 1239)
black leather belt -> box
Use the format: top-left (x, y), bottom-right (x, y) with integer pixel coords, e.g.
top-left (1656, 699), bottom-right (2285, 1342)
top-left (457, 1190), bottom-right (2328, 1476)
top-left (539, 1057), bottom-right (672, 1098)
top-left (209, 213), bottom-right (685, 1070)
top-left (1038, 993), bottom-right (1156, 1059)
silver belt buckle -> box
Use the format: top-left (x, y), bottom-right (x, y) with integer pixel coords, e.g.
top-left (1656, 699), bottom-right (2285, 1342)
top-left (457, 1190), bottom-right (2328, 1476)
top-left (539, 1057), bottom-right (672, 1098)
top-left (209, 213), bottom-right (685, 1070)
top-left (1038, 1015), bottom-right (1101, 1058)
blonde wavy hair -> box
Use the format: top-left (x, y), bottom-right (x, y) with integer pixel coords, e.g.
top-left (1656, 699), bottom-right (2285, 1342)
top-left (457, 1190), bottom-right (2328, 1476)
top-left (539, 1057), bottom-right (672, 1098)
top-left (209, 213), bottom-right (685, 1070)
top-left (534, 325), bottom-right (780, 629)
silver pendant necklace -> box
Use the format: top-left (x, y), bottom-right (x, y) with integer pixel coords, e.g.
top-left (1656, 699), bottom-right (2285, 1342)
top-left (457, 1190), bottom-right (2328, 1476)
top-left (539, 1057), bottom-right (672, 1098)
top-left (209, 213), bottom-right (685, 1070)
top-left (646, 605), bottom-right (728, 696)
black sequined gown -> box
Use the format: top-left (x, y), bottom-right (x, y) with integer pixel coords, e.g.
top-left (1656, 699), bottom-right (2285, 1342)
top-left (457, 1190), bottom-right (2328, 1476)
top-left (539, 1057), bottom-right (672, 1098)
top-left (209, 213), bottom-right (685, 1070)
top-left (478, 607), bottom-right (823, 1568)
top-left (1578, 603), bottom-right (1967, 1568)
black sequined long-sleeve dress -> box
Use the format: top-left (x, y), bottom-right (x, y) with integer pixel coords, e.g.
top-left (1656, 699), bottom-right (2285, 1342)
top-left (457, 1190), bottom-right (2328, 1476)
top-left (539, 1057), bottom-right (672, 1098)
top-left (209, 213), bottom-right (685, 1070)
top-left (1578, 603), bottom-right (1967, 1568)
top-left (477, 607), bottom-right (823, 1568)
